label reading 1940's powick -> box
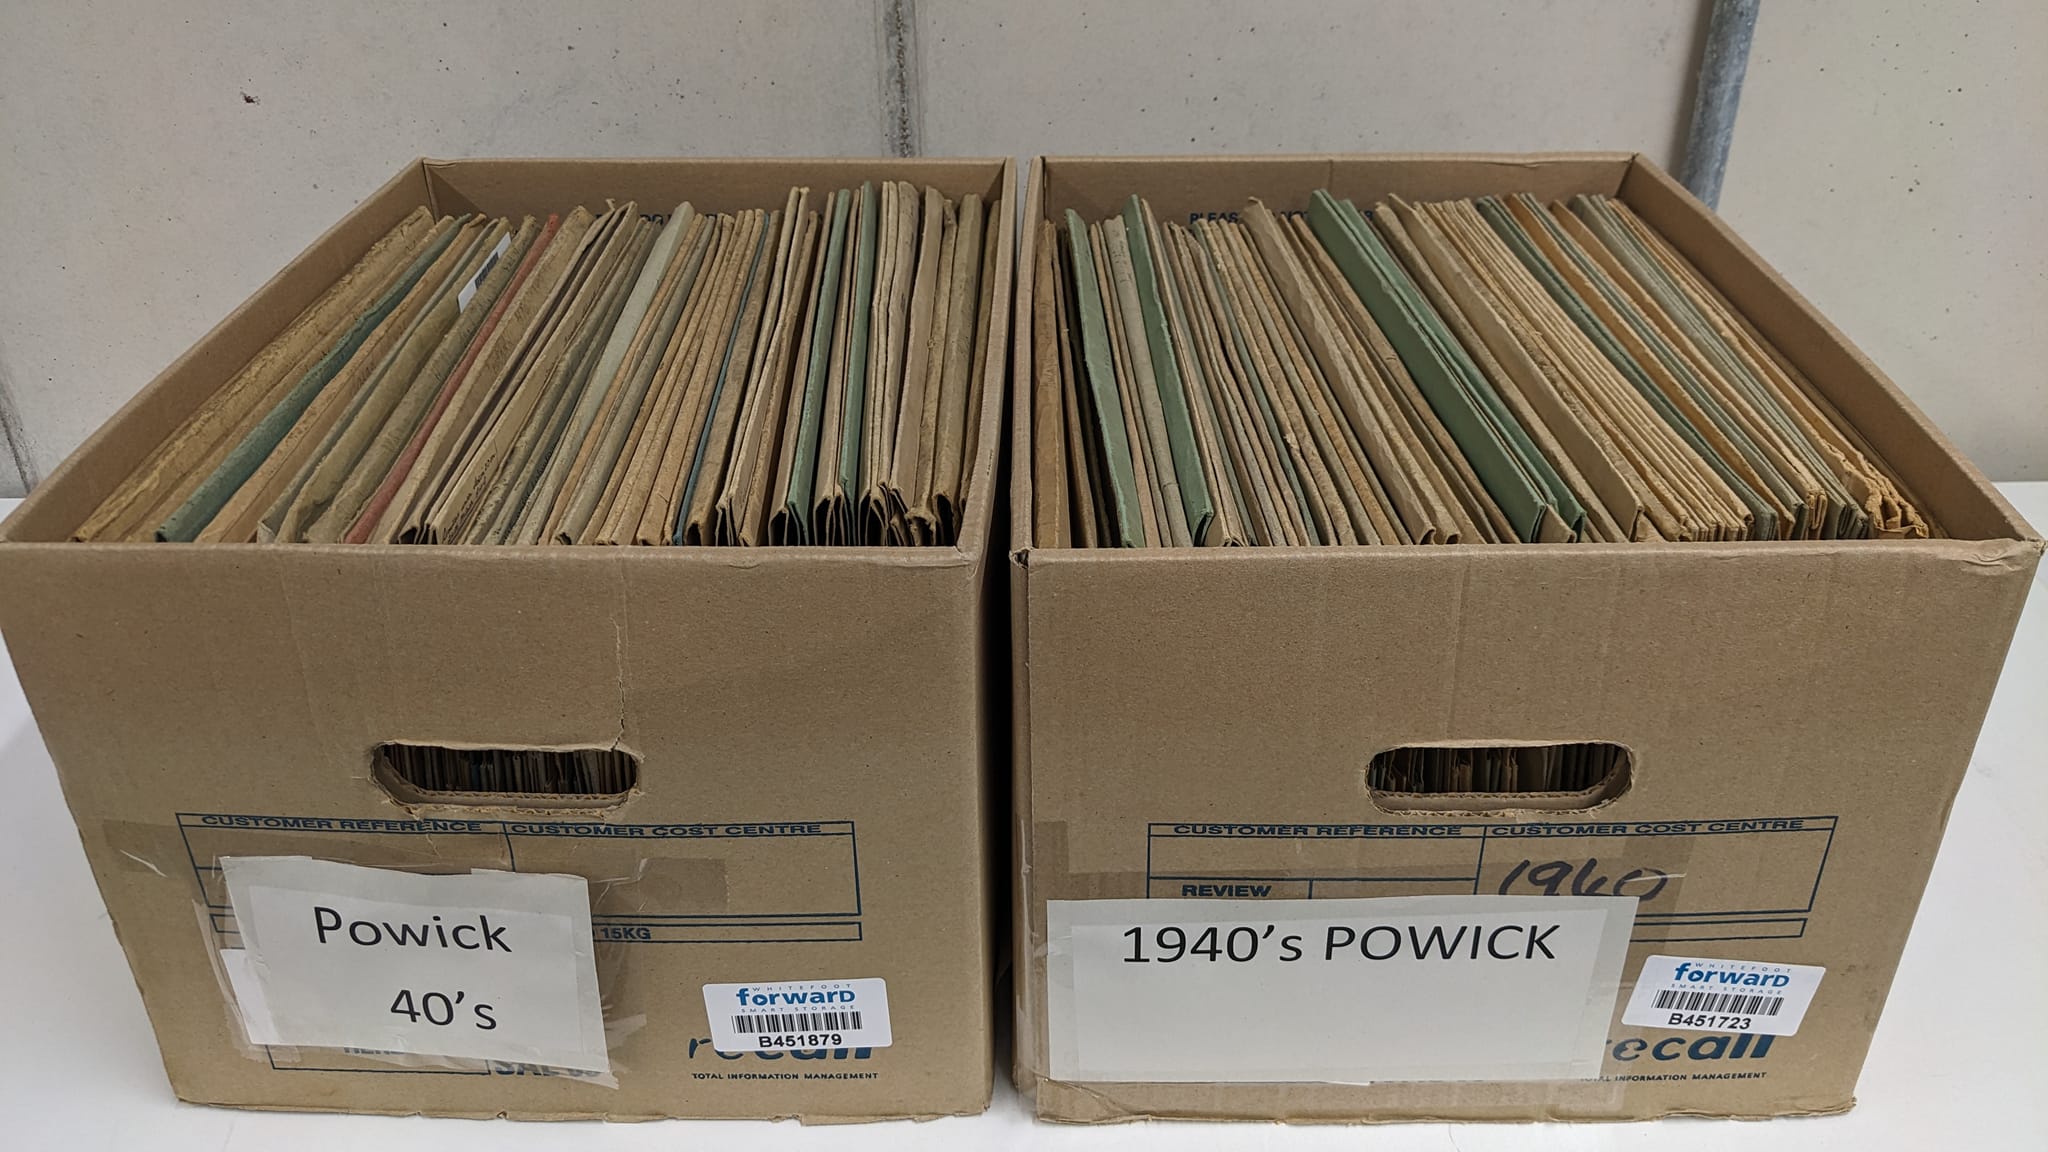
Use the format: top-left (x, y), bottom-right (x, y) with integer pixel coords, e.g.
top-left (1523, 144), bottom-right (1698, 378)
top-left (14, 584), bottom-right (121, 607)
top-left (702, 979), bottom-right (893, 1053)
top-left (1622, 954), bottom-right (1824, 1036)
top-left (1046, 895), bottom-right (1636, 1084)
top-left (221, 856), bottom-right (610, 1074)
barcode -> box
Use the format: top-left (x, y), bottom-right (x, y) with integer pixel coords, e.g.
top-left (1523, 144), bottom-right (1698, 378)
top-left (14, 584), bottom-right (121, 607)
top-left (731, 1010), bottom-right (862, 1034)
top-left (1653, 988), bottom-right (1783, 1016)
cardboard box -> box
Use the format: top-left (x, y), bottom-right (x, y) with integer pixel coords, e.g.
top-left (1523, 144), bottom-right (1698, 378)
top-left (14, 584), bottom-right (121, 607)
top-left (1006, 154), bottom-right (2042, 1122)
top-left (0, 157), bottom-right (1015, 1121)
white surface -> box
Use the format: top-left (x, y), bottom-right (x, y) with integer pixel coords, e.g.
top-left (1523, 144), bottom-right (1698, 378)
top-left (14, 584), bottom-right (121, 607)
top-left (0, 486), bottom-right (2043, 1149)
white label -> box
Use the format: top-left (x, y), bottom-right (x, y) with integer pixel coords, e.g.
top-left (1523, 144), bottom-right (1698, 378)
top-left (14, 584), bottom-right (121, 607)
top-left (1622, 954), bottom-right (1824, 1036)
top-left (457, 234), bottom-right (513, 311)
top-left (1047, 895), bottom-right (1636, 1083)
top-left (222, 857), bottom-right (609, 1073)
top-left (702, 979), bottom-right (893, 1053)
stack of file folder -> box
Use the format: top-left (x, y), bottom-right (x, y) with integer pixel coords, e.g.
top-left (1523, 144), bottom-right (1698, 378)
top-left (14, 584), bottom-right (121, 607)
top-left (1032, 190), bottom-right (1929, 547)
top-left (78, 183), bottom-right (1002, 547)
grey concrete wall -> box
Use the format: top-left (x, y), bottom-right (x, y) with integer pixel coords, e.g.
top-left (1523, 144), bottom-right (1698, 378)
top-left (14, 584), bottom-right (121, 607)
top-left (917, 1), bottom-right (1701, 160)
top-left (1717, 0), bottom-right (2048, 481)
top-left (0, 0), bottom-right (887, 495)
top-left (1, 1), bottom-right (2038, 494)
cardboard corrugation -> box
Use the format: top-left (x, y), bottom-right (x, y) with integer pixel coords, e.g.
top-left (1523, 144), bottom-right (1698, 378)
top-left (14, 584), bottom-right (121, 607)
top-left (0, 157), bottom-right (1016, 1122)
top-left (1007, 154), bottom-right (2041, 1123)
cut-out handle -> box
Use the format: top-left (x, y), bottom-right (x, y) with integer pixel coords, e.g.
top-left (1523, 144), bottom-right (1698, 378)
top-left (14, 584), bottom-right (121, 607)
top-left (373, 742), bottom-right (638, 809)
top-left (1367, 742), bottom-right (1631, 814)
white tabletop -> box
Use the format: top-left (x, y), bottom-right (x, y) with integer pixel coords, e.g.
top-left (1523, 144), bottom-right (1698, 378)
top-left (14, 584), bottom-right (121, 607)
top-left (2, 486), bottom-right (2043, 1150)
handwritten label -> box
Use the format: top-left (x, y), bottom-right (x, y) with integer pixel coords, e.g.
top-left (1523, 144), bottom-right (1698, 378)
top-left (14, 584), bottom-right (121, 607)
top-left (1496, 857), bottom-right (1674, 902)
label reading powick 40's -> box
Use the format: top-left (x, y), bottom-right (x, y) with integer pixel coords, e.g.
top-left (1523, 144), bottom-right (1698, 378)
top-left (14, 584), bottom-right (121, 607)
top-left (1622, 954), bottom-right (1825, 1036)
top-left (221, 856), bottom-right (610, 1074)
top-left (702, 979), bottom-right (893, 1053)
top-left (1046, 895), bottom-right (1636, 1083)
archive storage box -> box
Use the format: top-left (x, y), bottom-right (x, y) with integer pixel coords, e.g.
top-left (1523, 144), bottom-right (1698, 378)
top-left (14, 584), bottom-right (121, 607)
top-left (0, 157), bottom-right (1015, 1121)
top-left (1007, 153), bottom-right (2040, 1122)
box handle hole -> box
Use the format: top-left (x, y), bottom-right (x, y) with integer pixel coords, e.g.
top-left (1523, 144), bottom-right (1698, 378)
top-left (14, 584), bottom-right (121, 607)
top-left (373, 742), bottom-right (638, 808)
top-left (1367, 742), bottom-right (1631, 813)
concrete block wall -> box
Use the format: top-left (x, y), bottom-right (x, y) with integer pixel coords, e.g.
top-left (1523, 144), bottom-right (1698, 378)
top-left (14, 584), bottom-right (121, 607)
top-left (0, 1), bottom-right (2038, 495)
top-left (1717, 0), bottom-right (2048, 484)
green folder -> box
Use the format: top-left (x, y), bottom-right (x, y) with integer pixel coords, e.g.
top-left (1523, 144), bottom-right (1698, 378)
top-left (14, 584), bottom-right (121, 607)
top-left (1151, 213), bottom-right (1251, 543)
top-left (832, 183), bottom-right (882, 532)
top-left (1121, 196), bottom-right (1213, 545)
top-left (675, 211), bottom-right (776, 543)
top-left (1192, 223), bottom-right (1320, 543)
top-left (1494, 195), bottom-right (1782, 539)
top-left (1571, 195), bottom-right (1862, 538)
top-left (782, 188), bottom-right (853, 544)
top-left (1306, 191), bottom-right (1582, 542)
top-left (1064, 210), bottom-right (1145, 547)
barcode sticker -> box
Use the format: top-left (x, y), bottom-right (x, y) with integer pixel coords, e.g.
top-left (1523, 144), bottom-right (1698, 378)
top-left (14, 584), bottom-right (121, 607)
top-left (1650, 988), bottom-right (1782, 1016)
top-left (731, 1010), bottom-right (863, 1034)
top-left (701, 979), bottom-right (891, 1053)
top-left (1622, 954), bottom-right (1824, 1037)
